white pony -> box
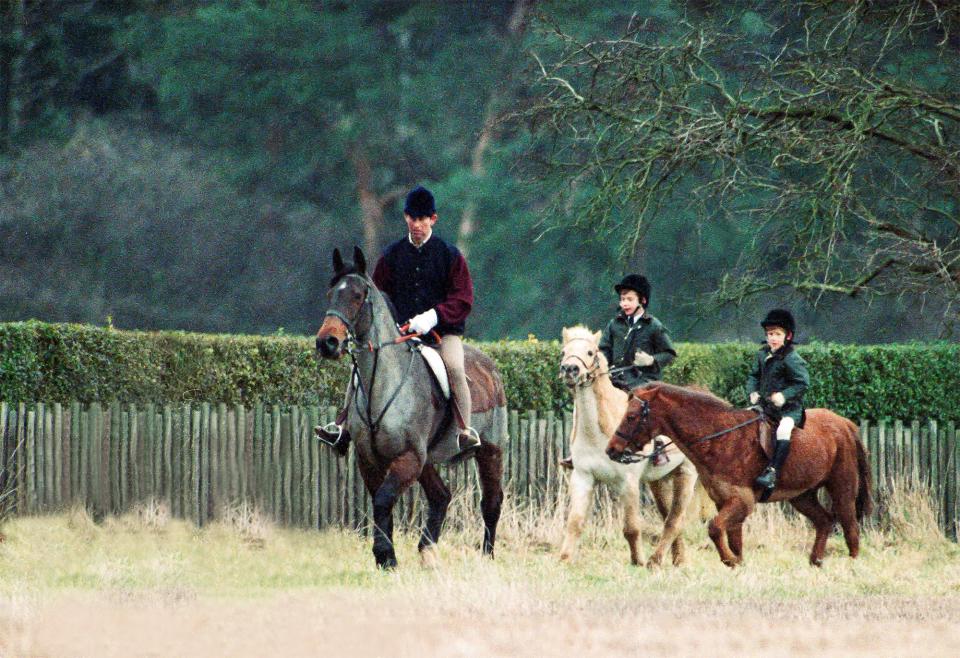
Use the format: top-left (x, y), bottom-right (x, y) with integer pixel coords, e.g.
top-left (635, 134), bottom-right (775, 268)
top-left (558, 326), bottom-right (700, 567)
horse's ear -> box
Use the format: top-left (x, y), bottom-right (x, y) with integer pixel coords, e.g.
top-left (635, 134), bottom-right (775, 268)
top-left (561, 327), bottom-right (570, 343)
top-left (593, 330), bottom-right (602, 344)
top-left (332, 248), bottom-right (345, 274)
top-left (353, 246), bottom-right (366, 275)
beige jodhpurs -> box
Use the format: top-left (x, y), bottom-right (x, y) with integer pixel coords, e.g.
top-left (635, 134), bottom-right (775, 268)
top-left (439, 335), bottom-right (472, 429)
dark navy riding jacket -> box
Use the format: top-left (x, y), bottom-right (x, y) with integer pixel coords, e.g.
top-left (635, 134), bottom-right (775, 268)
top-left (372, 233), bottom-right (473, 336)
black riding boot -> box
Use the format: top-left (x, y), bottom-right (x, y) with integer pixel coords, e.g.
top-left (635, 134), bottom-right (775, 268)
top-left (755, 439), bottom-right (791, 493)
top-left (314, 409), bottom-right (351, 456)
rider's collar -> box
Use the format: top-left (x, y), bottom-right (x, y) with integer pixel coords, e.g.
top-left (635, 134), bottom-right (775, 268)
top-left (618, 308), bottom-right (648, 323)
top-left (408, 231), bottom-right (433, 249)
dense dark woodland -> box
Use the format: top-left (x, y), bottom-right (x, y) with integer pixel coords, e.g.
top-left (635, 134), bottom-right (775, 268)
top-left (1, 1), bottom-right (958, 341)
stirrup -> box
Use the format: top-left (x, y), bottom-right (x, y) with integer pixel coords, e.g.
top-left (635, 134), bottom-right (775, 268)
top-left (458, 426), bottom-right (481, 450)
top-left (314, 423), bottom-right (345, 448)
top-left (755, 466), bottom-right (777, 490)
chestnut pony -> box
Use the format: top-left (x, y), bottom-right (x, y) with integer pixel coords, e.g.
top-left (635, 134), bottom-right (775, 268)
top-left (316, 247), bottom-right (506, 570)
top-left (606, 383), bottom-right (872, 567)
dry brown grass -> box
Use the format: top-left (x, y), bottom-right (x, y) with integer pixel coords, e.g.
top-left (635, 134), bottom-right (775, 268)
top-left (0, 480), bottom-right (958, 656)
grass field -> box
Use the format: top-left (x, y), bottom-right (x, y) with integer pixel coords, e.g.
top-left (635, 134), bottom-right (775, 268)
top-left (1, 483), bottom-right (958, 657)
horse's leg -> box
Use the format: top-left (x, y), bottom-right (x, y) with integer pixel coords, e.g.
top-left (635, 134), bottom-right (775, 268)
top-left (559, 469), bottom-right (595, 563)
top-left (708, 496), bottom-right (752, 567)
top-left (620, 476), bottom-right (643, 566)
top-left (644, 477), bottom-right (671, 567)
top-left (727, 523), bottom-right (744, 559)
top-left (416, 463), bottom-right (452, 569)
top-left (474, 441), bottom-right (504, 557)
top-left (826, 476), bottom-right (860, 559)
top-left (788, 489), bottom-right (835, 567)
top-left (667, 463), bottom-right (699, 566)
top-left (371, 450), bottom-right (422, 570)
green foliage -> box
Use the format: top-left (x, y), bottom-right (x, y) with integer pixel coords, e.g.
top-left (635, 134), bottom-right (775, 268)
top-left (667, 342), bottom-right (960, 422)
top-left (2, 322), bottom-right (959, 421)
top-left (0, 321), bottom-right (347, 407)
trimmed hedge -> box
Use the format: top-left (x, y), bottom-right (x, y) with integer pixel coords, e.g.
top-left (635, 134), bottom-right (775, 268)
top-left (1, 321), bottom-right (959, 420)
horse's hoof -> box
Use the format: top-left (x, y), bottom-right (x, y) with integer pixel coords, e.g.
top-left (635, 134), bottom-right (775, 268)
top-left (376, 552), bottom-right (398, 570)
top-left (645, 555), bottom-right (662, 569)
top-left (419, 546), bottom-right (440, 570)
top-left (810, 556), bottom-right (823, 568)
top-left (559, 552), bottom-right (572, 563)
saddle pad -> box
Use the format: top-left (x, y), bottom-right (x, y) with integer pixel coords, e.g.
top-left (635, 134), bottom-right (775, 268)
top-left (419, 345), bottom-right (450, 399)
top-left (759, 420), bottom-right (774, 459)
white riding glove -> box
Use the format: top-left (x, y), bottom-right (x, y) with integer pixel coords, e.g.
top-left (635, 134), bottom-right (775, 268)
top-left (408, 308), bottom-right (438, 335)
top-left (770, 392), bottom-right (786, 408)
top-left (749, 391), bottom-right (760, 405)
top-left (633, 350), bottom-right (655, 367)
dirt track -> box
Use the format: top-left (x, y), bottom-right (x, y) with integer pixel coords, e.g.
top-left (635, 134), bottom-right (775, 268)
top-left (2, 591), bottom-right (959, 657)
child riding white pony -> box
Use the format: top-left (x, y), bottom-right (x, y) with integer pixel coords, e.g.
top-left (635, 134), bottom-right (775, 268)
top-left (559, 326), bottom-right (699, 567)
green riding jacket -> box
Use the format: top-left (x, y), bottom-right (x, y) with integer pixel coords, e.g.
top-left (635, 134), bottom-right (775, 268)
top-left (598, 311), bottom-right (677, 392)
top-left (746, 343), bottom-right (810, 426)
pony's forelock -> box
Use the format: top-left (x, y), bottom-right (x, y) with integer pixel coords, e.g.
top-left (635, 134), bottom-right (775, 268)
top-left (562, 325), bottom-right (597, 344)
top-left (329, 264), bottom-right (361, 287)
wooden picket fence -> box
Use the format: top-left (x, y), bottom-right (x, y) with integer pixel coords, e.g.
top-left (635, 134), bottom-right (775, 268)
top-left (0, 401), bottom-right (958, 539)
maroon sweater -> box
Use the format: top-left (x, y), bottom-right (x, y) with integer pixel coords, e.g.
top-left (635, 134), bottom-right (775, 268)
top-left (372, 234), bottom-right (473, 336)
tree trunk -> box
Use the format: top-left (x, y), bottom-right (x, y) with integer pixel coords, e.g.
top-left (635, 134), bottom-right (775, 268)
top-left (350, 146), bottom-right (404, 258)
top-left (456, 0), bottom-right (536, 254)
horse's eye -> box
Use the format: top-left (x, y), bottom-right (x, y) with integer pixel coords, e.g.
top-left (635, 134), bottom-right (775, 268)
top-left (587, 350), bottom-right (594, 356)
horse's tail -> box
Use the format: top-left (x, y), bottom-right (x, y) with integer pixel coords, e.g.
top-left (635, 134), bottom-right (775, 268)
top-left (854, 429), bottom-right (874, 521)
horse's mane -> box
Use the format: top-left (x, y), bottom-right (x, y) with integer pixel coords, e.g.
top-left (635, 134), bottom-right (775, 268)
top-left (563, 325), bottom-right (596, 343)
top-left (652, 382), bottom-right (736, 411)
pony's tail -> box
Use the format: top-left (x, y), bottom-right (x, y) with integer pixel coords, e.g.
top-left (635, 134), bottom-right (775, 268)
top-left (855, 431), bottom-right (874, 521)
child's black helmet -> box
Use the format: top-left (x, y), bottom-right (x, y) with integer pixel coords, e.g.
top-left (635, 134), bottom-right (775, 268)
top-left (760, 308), bottom-right (796, 335)
top-left (614, 274), bottom-right (651, 305)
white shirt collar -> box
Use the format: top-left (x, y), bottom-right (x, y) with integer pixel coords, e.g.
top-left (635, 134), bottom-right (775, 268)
top-left (408, 231), bottom-right (433, 248)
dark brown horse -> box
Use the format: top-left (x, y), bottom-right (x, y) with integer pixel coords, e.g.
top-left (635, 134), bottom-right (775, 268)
top-left (606, 383), bottom-right (872, 567)
top-left (316, 247), bottom-right (506, 570)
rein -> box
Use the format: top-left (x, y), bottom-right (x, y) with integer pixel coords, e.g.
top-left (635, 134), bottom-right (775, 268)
top-left (324, 274), bottom-right (432, 442)
top-left (559, 339), bottom-right (633, 387)
top-left (349, 341), bottom-right (417, 440)
top-left (611, 402), bottom-right (765, 464)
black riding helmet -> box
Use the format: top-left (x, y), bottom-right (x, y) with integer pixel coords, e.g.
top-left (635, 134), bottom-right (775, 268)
top-left (760, 308), bottom-right (796, 341)
top-left (614, 274), bottom-right (651, 306)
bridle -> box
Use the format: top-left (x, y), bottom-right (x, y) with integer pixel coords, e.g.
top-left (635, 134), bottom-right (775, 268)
top-left (559, 337), bottom-right (602, 387)
top-left (321, 273), bottom-right (422, 442)
top-left (559, 337), bottom-right (633, 388)
top-left (609, 397), bottom-right (765, 465)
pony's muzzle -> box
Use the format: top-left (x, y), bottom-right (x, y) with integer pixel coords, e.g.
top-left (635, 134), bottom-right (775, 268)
top-left (559, 363), bottom-right (584, 387)
top-left (606, 443), bottom-right (630, 463)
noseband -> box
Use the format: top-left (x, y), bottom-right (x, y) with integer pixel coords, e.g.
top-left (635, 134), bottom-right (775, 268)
top-left (559, 338), bottom-right (602, 387)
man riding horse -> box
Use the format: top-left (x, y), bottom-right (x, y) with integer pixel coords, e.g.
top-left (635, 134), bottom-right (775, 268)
top-left (316, 185), bottom-right (481, 460)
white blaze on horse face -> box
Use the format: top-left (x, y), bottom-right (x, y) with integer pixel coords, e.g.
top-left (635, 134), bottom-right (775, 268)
top-left (336, 280), bottom-right (348, 292)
